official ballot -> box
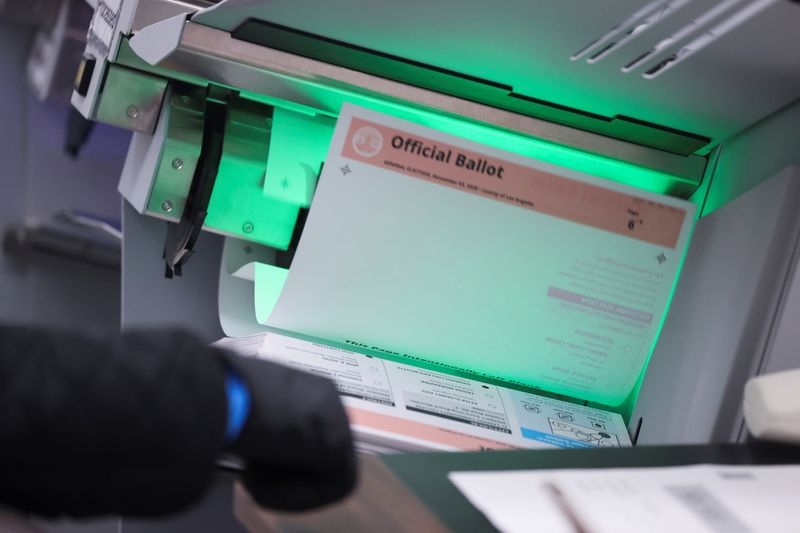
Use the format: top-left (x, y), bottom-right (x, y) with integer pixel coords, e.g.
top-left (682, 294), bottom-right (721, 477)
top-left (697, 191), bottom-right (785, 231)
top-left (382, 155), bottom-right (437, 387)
top-left (218, 104), bottom-right (695, 452)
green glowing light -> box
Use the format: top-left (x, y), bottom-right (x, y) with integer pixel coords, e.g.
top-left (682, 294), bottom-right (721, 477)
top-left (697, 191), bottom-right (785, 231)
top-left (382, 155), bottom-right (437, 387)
top-left (206, 155), bottom-right (299, 249)
top-left (239, 80), bottom-right (697, 198)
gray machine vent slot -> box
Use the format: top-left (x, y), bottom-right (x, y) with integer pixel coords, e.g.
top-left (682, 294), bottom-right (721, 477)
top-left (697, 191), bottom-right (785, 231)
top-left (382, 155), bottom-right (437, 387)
top-left (572, 0), bottom-right (782, 80)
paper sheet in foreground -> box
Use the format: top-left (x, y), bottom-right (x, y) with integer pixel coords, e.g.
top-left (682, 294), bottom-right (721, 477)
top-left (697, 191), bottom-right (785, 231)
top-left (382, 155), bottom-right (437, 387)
top-left (265, 104), bottom-right (695, 406)
top-left (450, 464), bottom-right (800, 533)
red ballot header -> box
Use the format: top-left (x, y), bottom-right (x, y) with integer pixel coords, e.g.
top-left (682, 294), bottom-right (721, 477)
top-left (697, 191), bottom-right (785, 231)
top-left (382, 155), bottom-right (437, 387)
top-left (341, 117), bottom-right (688, 249)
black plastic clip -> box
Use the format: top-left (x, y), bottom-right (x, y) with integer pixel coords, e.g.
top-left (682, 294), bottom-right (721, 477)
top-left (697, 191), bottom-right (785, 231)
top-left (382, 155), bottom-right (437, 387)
top-left (163, 85), bottom-right (238, 278)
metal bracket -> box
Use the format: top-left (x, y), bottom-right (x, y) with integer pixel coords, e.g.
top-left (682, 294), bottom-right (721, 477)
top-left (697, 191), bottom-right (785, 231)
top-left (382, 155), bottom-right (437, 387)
top-left (95, 64), bottom-right (168, 134)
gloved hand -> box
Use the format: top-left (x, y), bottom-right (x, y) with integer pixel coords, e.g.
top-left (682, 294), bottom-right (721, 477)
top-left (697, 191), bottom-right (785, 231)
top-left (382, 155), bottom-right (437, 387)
top-left (0, 326), bottom-right (356, 518)
top-left (219, 350), bottom-right (357, 511)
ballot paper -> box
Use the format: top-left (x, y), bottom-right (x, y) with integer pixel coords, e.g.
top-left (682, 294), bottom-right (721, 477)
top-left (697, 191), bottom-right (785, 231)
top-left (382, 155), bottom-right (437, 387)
top-left (449, 464), bottom-right (800, 533)
top-left (262, 104), bottom-right (695, 407)
top-left (214, 331), bottom-right (631, 453)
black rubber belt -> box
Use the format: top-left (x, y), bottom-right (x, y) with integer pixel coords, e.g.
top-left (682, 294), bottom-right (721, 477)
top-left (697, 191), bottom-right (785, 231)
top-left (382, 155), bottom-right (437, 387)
top-left (163, 85), bottom-right (237, 278)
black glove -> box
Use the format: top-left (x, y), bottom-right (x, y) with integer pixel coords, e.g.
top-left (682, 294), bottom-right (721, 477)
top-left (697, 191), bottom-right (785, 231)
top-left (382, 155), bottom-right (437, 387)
top-left (0, 326), bottom-right (357, 517)
top-left (221, 350), bottom-right (357, 511)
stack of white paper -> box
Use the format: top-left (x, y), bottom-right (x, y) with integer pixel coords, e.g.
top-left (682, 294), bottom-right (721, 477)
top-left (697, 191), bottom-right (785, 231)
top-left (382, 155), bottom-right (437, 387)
top-left (215, 331), bottom-right (631, 453)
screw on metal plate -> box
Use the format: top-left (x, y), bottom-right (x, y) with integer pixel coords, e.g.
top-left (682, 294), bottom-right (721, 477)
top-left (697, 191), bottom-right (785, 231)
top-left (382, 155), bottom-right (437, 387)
top-left (171, 158), bottom-right (184, 171)
top-left (242, 222), bottom-right (254, 234)
top-left (126, 106), bottom-right (139, 119)
top-left (161, 200), bottom-right (174, 213)
top-left (179, 95), bottom-right (192, 106)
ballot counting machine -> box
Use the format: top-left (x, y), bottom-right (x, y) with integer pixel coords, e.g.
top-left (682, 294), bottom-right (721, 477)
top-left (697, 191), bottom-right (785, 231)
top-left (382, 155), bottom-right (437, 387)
top-left (70, 0), bottom-right (800, 445)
